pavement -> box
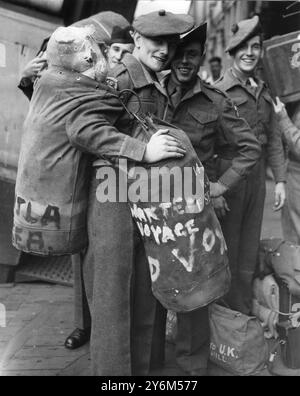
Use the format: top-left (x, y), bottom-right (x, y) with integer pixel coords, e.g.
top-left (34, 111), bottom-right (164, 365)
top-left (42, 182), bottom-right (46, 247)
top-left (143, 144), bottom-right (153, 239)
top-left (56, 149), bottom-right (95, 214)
top-left (0, 180), bottom-right (299, 376)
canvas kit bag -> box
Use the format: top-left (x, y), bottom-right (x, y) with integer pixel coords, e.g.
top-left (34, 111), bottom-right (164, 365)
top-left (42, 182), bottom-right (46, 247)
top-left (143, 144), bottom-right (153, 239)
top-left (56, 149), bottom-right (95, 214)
top-left (209, 302), bottom-right (269, 376)
top-left (115, 90), bottom-right (231, 313)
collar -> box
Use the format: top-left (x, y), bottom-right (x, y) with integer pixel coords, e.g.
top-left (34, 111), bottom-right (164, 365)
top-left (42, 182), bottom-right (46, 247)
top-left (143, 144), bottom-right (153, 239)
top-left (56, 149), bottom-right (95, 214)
top-left (121, 53), bottom-right (167, 97)
top-left (231, 66), bottom-right (252, 84)
top-left (121, 53), bottom-right (150, 89)
top-left (221, 68), bottom-right (266, 92)
top-left (162, 72), bottom-right (213, 102)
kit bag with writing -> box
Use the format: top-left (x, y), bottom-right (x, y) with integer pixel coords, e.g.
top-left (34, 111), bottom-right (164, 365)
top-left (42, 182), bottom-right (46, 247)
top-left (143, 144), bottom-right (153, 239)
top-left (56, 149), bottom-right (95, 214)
top-left (12, 72), bottom-right (95, 256)
top-left (116, 92), bottom-right (231, 312)
top-left (209, 303), bottom-right (269, 376)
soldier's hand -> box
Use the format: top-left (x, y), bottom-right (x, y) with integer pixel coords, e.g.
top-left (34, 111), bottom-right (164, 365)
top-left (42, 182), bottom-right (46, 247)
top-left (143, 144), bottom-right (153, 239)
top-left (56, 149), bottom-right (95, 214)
top-left (210, 181), bottom-right (228, 198)
top-left (273, 182), bottom-right (286, 211)
top-left (143, 129), bottom-right (186, 163)
top-left (21, 55), bottom-right (47, 79)
top-left (272, 96), bottom-right (287, 117)
top-left (212, 196), bottom-right (230, 218)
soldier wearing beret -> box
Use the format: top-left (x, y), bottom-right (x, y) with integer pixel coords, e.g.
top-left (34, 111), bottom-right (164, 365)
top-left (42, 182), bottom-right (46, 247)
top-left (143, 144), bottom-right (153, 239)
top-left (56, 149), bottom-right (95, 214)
top-left (105, 25), bottom-right (134, 70)
top-left (82, 10), bottom-right (194, 375)
top-left (215, 16), bottom-right (286, 314)
top-left (160, 22), bottom-right (261, 375)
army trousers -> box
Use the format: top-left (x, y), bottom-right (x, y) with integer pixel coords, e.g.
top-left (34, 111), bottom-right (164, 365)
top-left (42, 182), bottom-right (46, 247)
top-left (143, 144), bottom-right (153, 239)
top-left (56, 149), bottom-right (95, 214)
top-left (72, 253), bottom-right (91, 331)
top-left (82, 169), bottom-right (166, 376)
top-left (175, 307), bottom-right (210, 374)
top-left (219, 157), bottom-right (266, 315)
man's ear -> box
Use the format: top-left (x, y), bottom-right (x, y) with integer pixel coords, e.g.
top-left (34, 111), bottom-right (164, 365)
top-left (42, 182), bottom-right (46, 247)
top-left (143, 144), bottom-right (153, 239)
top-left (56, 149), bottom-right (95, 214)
top-left (133, 31), bottom-right (141, 49)
top-left (200, 44), bottom-right (207, 65)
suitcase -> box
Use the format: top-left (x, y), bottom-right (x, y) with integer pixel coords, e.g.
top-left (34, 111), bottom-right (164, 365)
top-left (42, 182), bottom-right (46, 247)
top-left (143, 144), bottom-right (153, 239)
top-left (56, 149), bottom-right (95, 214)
top-left (276, 277), bottom-right (300, 369)
top-left (263, 30), bottom-right (300, 103)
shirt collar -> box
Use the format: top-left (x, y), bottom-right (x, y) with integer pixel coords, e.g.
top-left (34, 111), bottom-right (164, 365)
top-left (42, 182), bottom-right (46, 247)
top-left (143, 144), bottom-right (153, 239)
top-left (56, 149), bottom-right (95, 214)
top-left (223, 68), bottom-right (265, 91)
top-left (162, 72), bottom-right (203, 97)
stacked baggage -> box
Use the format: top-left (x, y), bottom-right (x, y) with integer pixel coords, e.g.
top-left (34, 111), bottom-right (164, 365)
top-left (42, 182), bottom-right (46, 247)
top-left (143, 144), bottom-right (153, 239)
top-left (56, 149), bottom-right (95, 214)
top-left (254, 238), bottom-right (300, 370)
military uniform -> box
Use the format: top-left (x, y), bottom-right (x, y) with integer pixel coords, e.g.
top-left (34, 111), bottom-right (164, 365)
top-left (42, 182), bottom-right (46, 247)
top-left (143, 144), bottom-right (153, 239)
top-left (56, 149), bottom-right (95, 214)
top-left (162, 73), bottom-right (261, 373)
top-left (82, 11), bottom-right (194, 376)
top-left (82, 54), bottom-right (169, 376)
top-left (279, 103), bottom-right (300, 244)
top-left (215, 68), bottom-right (286, 314)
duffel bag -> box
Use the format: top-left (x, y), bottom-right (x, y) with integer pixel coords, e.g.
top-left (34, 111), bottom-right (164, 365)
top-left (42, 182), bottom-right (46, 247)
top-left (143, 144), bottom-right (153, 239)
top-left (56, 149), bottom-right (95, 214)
top-left (114, 91), bottom-right (231, 312)
top-left (209, 302), bottom-right (269, 376)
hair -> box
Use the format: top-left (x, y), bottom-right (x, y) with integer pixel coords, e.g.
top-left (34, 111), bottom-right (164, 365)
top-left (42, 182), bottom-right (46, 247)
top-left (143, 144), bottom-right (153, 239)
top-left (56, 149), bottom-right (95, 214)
top-left (209, 56), bottom-right (222, 64)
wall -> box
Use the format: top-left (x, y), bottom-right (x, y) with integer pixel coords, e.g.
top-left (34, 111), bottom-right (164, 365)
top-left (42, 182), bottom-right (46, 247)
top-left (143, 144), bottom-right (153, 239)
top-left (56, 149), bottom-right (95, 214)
top-left (0, 5), bottom-right (60, 182)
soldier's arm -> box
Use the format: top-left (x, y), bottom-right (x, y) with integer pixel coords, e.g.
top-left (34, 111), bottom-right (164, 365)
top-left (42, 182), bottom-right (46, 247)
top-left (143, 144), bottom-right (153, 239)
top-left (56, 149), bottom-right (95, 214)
top-left (266, 108), bottom-right (286, 183)
top-left (65, 89), bottom-right (185, 163)
top-left (216, 97), bottom-right (262, 190)
top-left (18, 77), bottom-right (34, 100)
top-left (277, 109), bottom-right (300, 158)
top-left (65, 89), bottom-right (146, 162)
top-left (18, 56), bottom-right (47, 100)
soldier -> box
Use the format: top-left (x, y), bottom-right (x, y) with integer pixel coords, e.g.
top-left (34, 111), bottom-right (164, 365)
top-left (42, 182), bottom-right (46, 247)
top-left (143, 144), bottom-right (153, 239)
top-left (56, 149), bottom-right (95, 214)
top-left (106, 25), bottom-right (134, 70)
top-left (17, 12), bottom-right (136, 352)
top-left (64, 13), bottom-right (134, 351)
top-left (273, 97), bottom-right (300, 245)
top-left (215, 16), bottom-right (286, 314)
top-left (82, 10), bottom-right (194, 376)
top-left (161, 23), bottom-right (262, 376)
top-left (207, 56), bottom-right (223, 84)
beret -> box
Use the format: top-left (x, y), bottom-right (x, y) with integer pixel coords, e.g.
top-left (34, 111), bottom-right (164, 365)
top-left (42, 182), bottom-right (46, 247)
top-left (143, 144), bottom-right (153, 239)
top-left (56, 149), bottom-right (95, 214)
top-left (73, 11), bottom-right (130, 44)
top-left (226, 15), bottom-right (261, 53)
top-left (180, 22), bottom-right (207, 51)
top-left (108, 25), bottom-right (133, 45)
top-left (133, 9), bottom-right (194, 37)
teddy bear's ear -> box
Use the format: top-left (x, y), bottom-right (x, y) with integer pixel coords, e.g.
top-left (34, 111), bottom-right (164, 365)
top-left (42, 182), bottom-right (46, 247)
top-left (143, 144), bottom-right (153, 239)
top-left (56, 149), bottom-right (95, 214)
top-left (231, 23), bottom-right (239, 34)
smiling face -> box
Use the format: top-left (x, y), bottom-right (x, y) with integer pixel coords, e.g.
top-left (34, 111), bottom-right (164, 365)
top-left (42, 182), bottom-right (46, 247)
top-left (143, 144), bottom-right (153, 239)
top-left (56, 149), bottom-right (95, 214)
top-left (232, 35), bottom-right (263, 75)
top-left (107, 43), bottom-right (134, 69)
top-left (171, 41), bottom-right (203, 84)
top-left (133, 33), bottom-right (178, 72)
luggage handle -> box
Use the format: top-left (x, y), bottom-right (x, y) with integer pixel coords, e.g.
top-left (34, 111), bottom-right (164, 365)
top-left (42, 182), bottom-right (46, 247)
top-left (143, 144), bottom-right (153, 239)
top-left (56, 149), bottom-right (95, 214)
top-left (118, 89), bottom-right (152, 134)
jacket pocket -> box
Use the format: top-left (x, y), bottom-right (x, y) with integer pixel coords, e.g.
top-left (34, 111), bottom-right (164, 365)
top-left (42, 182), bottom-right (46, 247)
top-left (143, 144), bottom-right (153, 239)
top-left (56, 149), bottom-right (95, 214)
top-left (188, 109), bottom-right (218, 124)
top-left (187, 109), bottom-right (218, 150)
top-left (233, 96), bottom-right (248, 106)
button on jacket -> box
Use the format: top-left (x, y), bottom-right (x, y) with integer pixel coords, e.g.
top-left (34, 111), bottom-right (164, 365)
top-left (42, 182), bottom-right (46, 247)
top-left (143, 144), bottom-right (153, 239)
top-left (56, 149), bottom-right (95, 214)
top-left (216, 69), bottom-right (286, 183)
top-left (162, 74), bottom-right (262, 188)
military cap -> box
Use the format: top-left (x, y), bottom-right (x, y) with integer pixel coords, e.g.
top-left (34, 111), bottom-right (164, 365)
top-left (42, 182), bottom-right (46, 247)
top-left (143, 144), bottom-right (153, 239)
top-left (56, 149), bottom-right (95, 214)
top-left (180, 22), bottom-right (207, 53)
top-left (132, 9), bottom-right (194, 37)
top-left (108, 25), bottom-right (133, 45)
top-left (226, 15), bottom-right (261, 53)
